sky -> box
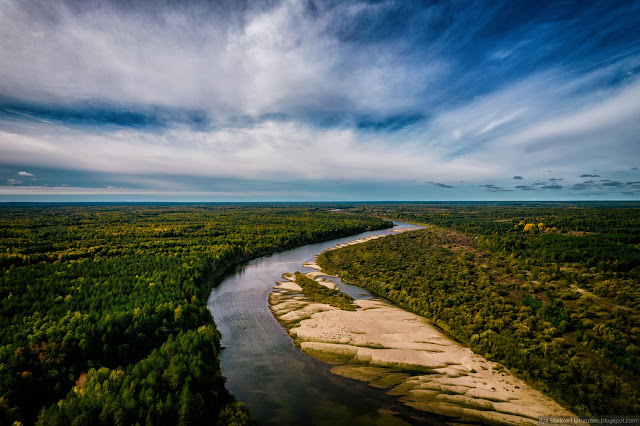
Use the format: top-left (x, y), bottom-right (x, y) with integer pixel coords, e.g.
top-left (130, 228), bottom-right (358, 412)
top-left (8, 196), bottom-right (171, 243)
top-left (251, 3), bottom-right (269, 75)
top-left (1, 0), bottom-right (639, 202)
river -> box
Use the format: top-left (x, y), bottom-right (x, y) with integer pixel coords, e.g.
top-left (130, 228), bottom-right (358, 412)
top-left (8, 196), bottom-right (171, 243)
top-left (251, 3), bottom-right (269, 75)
top-left (206, 222), bottom-right (442, 425)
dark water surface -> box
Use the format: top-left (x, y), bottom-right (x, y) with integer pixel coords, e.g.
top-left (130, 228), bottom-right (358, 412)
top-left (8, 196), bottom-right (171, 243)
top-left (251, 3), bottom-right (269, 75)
top-left (207, 222), bottom-right (442, 425)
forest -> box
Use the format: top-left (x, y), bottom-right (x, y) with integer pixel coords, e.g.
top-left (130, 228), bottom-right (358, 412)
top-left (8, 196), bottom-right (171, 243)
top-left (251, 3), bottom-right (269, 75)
top-left (0, 204), bottom-right (391, 425)
top-left (318, 202), bottom-right (640, 416)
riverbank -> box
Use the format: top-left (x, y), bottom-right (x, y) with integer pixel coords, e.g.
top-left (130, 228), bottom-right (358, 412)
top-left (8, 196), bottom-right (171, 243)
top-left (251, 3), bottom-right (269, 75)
top-left (269, 235), bottom-right (574, 425)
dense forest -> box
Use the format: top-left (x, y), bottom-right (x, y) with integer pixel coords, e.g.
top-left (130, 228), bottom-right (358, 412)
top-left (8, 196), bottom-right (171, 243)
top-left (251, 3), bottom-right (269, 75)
top-left (0, 204), bottom-right (391, 425)
top-left (319, 203), bottom-right (640, 416)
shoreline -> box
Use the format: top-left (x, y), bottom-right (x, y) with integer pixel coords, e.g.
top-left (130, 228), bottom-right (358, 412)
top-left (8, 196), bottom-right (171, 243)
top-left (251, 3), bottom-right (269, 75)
top-left (269, 231), bottom-right (574, 425)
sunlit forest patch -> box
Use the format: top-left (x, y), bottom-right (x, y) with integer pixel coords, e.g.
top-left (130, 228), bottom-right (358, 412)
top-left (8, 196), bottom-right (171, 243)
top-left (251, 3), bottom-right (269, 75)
top-left (319, 203), bottom-right (640, 416)
top-left (0, 204), bottom-right (390, 424)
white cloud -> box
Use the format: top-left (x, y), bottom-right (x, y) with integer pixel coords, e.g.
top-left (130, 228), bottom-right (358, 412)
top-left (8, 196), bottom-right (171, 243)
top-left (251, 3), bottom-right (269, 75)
top-left (0, 184), bottom-right (350, 201)
top-left (0, 185), bottom-right (252, 197)
top-left (476, 110), bottom-right (523, 136)
top-left (0, 1), bottom-right (441, 118)
top-left (503, 79), bottom-right (640, 151)
top-left (1, 60), bottom-right (639, 194)
top-left (407, 60), bottom-right (640, 183)
top-left (0, 119), bottom-right (492, 183)
top-left (468, 77), bottom-right (640, 177)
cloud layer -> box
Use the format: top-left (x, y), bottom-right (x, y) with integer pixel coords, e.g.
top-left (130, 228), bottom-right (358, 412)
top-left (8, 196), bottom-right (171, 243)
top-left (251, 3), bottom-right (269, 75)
top-left (1, 0), bottom-right (639, 200)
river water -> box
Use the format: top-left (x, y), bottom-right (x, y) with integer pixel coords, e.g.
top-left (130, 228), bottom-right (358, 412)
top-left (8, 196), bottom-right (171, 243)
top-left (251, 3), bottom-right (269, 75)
top-left (206, 222), bottom-right (444, 425)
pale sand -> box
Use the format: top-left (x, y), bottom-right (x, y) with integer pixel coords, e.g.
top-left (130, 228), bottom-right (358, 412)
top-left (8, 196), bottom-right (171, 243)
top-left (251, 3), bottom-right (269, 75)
top-left (269, 231), bottom-right (575, 425)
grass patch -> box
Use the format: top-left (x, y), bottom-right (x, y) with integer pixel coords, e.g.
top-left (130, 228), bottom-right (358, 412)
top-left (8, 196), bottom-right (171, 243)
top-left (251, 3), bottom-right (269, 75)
top-left (301, 346), bottom-right (357, 364)
top-left (294, 271), bottom-right (356, 311)
top-left (369, 372), bottom-right (412, 389)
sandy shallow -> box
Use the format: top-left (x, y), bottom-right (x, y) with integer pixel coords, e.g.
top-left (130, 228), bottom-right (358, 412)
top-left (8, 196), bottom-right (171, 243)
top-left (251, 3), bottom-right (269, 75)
top-left (269, 232), bottom-right (574, 425)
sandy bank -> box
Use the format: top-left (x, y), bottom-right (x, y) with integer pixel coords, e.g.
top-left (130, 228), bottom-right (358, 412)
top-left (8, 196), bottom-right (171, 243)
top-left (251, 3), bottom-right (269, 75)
top-left (269, 231), bottom-right (574, 425)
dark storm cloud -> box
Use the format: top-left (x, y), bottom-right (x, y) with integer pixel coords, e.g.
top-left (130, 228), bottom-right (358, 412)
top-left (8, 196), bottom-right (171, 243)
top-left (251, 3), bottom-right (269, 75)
top-left (569, 179), bottom-right (640, 195)
top-left (432, 182), bottom-right (454, 189)
top-left (570, 183), bottom-right (590, 190)
top-left (479, 184), bottom-right (512, 192)
top-left (515, 185), bottom-right (536, 191)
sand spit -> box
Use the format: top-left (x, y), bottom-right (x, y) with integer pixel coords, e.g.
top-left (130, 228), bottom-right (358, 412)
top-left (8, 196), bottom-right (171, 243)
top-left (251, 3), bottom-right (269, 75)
top-left (269, 232), bottom-right (574, 425)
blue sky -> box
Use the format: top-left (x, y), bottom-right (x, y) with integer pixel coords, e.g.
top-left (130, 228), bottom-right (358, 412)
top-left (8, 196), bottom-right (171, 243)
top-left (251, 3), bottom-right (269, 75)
top-left (1, 0), bottom-right (639, 201)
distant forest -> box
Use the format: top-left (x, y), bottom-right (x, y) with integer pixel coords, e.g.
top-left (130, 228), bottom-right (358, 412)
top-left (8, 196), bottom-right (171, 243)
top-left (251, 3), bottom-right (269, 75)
top-left (319, 203), bottom-right (640, 416)
top-left (0, 205), bottom-right (390, 425)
